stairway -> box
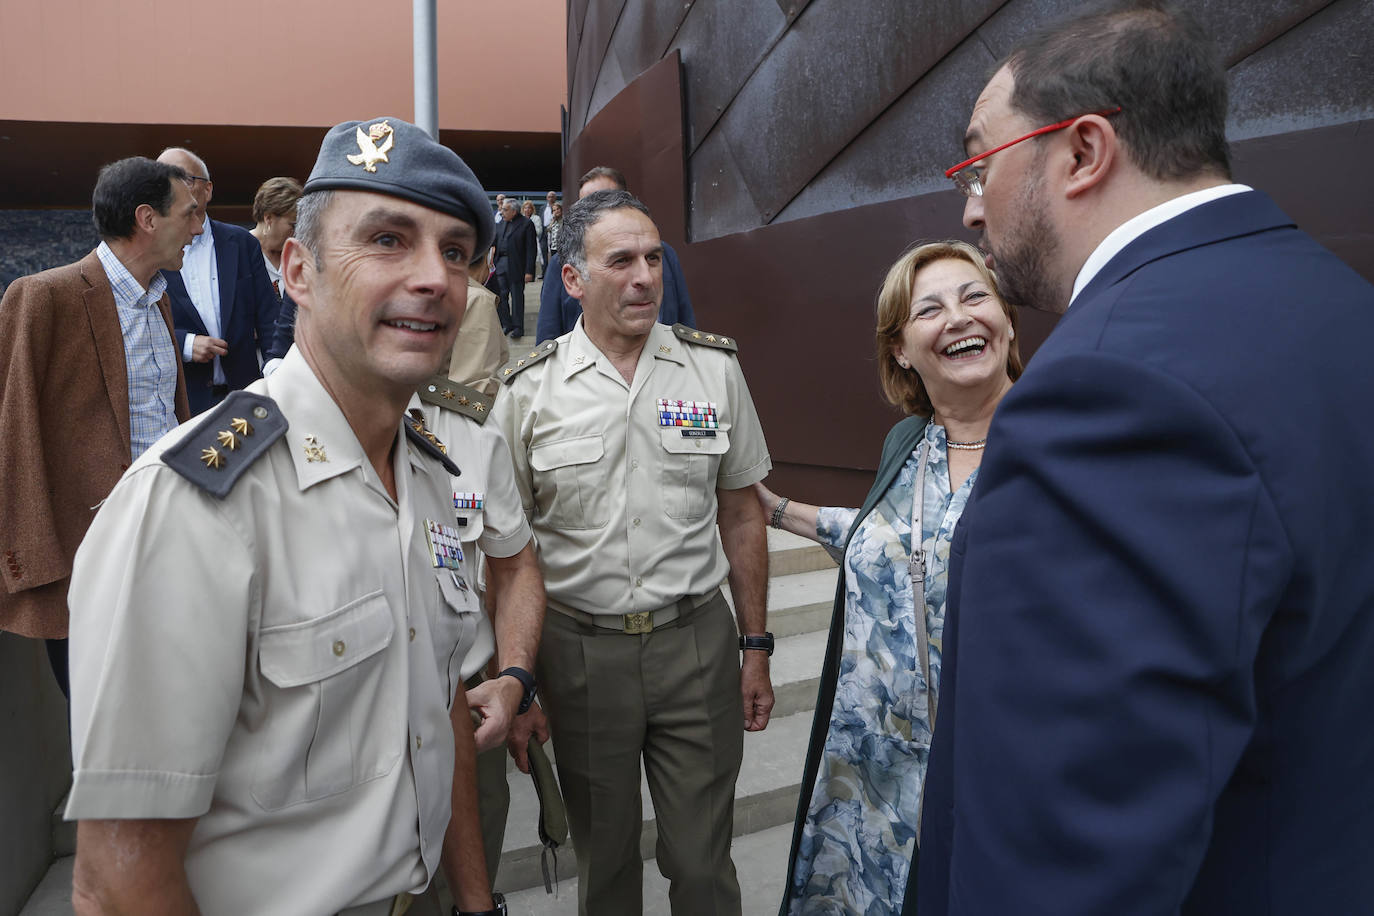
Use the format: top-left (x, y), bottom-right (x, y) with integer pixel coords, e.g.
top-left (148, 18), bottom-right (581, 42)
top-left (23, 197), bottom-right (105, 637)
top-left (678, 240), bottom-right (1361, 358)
top-left (501, 528), bottom-right (837, 913)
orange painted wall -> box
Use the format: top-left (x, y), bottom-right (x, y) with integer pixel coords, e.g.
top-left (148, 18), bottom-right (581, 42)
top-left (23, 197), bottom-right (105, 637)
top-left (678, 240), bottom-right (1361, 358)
top-left (0, 0), bottom-right (565, 131)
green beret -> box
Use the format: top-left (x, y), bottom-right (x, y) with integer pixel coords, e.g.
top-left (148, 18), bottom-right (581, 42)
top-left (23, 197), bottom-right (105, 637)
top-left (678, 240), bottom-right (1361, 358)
top-left (303, 117), bottom-right (494, 255)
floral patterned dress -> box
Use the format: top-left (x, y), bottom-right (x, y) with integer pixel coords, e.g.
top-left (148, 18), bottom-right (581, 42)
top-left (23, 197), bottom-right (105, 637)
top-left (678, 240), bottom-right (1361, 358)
top-left (786, 423), bottom-right (977, 915)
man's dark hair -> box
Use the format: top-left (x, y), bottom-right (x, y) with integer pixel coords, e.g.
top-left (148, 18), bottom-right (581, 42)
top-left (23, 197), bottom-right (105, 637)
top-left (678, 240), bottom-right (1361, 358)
top-left (91, 157), bottom-right (190, 241)
top-left (1004, 1), bottom-right (1231, 182)
top-left (577, 165), bottom-right (628, 191)
top-left (559, 189), bottom-right (652, 278)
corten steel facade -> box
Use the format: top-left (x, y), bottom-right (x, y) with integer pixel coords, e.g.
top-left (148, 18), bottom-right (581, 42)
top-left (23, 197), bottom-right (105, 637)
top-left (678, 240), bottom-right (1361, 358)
top-left (560, 0), bottom-right (1374, 505)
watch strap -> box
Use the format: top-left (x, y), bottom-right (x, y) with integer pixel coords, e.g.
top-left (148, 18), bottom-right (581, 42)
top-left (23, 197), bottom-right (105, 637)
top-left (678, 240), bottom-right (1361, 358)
top-left (498, 666), bottom-right (537, 714)
top-left (739, 632), bottom-right (775, 656)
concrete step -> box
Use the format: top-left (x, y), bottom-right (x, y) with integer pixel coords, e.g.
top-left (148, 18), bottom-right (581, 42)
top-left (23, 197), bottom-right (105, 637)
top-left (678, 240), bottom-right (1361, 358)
top-left (494, 709), bottom-right (812, 897)
top-left (502, 821), bottom-right (793, 914)
top-left (766, 527), bottom-right (837, 576)
top-left (722, 566), bottom-right (837, 640)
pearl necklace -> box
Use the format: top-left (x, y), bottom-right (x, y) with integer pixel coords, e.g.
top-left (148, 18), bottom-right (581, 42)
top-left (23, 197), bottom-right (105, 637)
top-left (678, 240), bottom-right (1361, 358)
top-left (946, 437), bottom-right (987, 451)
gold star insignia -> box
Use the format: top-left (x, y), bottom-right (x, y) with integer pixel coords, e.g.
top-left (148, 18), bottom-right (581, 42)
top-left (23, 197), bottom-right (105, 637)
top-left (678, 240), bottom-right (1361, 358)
top-left (216, 429), bottom-right (239, 450)
top-left (528, 350), bottom-right (538, 358)
top-left (503, 368), bottom-right (513, 376)
top-left (692, 332), bottom-right (702, 339)
top-left (303, 435), bottom-right (328, 463)
top-left (706, 334), bottom-right (718, 342)
top-left (441, 388), bottom-right (455, 400)
top-left (474, 403), bottom-right (486, 413)
top-left (721, 338), bottom-right (731, 346)
top-left (200, 446), bottom-right (225, 470)
top-left (516, 359), bottom-right (526, 367)
top-left (458, 396), bottom-right (470, 406)
top-left (230, 417), bottom-right (254, 436)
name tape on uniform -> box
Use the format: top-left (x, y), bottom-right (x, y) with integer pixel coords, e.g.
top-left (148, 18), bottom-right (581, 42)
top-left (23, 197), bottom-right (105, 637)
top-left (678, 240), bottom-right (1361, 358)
top-left (658, 398), bottom-right (718, 429)
top-left (425, 519), bottom-right (465, 569)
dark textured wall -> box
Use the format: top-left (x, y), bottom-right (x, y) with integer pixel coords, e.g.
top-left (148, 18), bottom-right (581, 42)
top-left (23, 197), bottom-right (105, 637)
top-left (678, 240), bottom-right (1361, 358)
top-left (559, 0), bottom-right (1369, 502)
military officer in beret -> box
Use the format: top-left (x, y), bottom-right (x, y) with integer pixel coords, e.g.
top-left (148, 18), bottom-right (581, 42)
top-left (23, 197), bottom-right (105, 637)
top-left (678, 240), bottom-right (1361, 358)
top-left (492, 188), bottom-right (774, 915)
top-left (66, 117), bottom-right (511, 916)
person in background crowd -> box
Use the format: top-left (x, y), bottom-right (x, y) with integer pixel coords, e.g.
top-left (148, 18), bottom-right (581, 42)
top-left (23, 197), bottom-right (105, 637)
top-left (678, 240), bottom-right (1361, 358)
top-left (545, 201), bottom-right (563, 261)
top-left (494, 188), bottom-right (772, 915)
top-left (443, 250), bottom-right (510, 397)
top-left (248, 177), bottom-right (302, 298)
top-left (66, 117), bottom-right (506, 916)
top-left (492, 198), bottom-right (536, 340)
top-left (0, 157), bottom-right (196, 698)
top-left (760, 240), bottom-right (1020, 915)
top-left (916, 4), bottom-right (1374, 914)
top-left (536, 166), bottom-right (695, 343)
top-left (156, 148), bottom-right (282, 414)
top-left (521, 199), bottom-right (544, 279)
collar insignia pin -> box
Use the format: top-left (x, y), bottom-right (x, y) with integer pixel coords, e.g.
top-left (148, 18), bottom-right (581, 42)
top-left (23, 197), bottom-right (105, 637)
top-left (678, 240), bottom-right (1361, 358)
top-left (303, 435), bottom-right (328, 463)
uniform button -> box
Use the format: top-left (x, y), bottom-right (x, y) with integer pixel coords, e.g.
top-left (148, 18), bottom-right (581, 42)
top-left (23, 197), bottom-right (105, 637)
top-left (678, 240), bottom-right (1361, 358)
top-left (416, 735), bottom-right (422, 750)
top-left (635, 576), bottom-right (643, 587)
top-left (632, 517), bottom-right (641, 527)
top-left (409, 627), bottom-right (416, 642)
top-left (332, 640), bottom-right (346, 657)
top-left (631, 459), bottom-right (639, 470)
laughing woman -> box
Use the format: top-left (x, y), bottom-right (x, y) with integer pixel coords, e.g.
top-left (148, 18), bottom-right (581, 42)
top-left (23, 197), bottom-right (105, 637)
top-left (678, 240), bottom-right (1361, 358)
top-left (762, 240), bottom-right (1022, 914)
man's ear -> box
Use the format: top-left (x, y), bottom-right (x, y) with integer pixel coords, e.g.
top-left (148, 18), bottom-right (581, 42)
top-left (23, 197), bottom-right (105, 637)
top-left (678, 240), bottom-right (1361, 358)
top-left (280, 237), bottom-right (314, 310)
top-left (133, 202), bottom-right (157, 234)
top-left (562, 261), bottom-right (584, 301)
top-left (1063, 114), bottom-right (1117, 200)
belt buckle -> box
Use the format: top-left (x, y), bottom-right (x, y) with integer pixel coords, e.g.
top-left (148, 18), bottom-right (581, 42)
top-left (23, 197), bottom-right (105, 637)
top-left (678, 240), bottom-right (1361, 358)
top-left (623, 611), bottom-right (653, 634)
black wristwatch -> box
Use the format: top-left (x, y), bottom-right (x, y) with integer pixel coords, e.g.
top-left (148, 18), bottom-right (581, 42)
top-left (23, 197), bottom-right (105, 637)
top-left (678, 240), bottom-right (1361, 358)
top-left (498, 666), bottom-right (538, 714)
top-left (454, 892), bottom-right (506, 916)
top-left (739, 632), bottom-right (775, 656)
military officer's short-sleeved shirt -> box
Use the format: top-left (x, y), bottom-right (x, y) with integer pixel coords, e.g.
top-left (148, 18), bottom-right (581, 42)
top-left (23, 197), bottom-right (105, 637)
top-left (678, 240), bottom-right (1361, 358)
top-left (65, 347), bottom-right (479, 916)
top-left (411, 389), bottom-right (533, 678)
top-left (492, 319), bottom-right (771, 617)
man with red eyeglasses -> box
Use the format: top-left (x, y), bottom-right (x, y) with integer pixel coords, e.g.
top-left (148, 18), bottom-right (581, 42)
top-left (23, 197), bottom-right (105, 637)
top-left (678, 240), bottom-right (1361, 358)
top-left (913, 4), bottom-right (1374, 916)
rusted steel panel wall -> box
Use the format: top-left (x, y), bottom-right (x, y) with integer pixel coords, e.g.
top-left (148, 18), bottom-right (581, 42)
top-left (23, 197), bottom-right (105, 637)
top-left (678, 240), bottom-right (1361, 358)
top-left (563, 0), bottom-right (1374, 504)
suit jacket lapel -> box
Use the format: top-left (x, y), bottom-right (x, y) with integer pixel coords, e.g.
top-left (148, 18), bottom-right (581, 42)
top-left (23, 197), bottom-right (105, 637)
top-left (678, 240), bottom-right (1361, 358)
top-left (160, 268), bottom-right (207, 335)
top-left (213, 220), bottom-right (238, 331)
top-left (80, 252), bottom-right (133, 459)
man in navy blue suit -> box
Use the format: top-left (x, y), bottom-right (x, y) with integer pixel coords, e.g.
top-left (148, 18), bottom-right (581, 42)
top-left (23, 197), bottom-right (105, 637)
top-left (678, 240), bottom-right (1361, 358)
top-left (913, 5), bottom-right (1374, 915)
top-left (536, 166), bottom-right (695, 343)
top-left (157, 148), bottom-right (281, 414)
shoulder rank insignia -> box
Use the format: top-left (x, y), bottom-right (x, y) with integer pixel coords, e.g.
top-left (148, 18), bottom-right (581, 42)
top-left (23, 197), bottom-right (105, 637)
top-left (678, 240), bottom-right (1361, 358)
top-left (405, 412), bottom-right (462, 477)
top-left (417, 375), bottom-right (493, 424)
top-left (163, 391), bottom-right (287, 499)
top-left (500, 340), bottom-right (558, 385)
top-left (673, 323), bottom-right (738, 352)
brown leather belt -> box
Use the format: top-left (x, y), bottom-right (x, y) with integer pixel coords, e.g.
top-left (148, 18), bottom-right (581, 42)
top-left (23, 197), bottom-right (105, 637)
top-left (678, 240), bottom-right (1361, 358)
top-left (547, 588), bottom-right (721, 634)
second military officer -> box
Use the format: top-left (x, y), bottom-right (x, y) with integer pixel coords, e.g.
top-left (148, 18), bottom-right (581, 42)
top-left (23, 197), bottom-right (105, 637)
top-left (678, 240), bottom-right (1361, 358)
top-left (493, 188), bottom-right (775, 915)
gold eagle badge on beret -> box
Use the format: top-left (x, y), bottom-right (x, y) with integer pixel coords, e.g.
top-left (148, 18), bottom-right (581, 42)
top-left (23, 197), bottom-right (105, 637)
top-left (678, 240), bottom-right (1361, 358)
top-left (347, 121), bottom-right (394, 173)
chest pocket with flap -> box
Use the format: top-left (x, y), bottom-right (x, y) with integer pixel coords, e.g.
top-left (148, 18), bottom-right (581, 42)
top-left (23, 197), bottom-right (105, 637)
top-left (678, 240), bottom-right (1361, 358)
top-left (529, 434), bottom-right (609, 529)
top-left (252, 590), bottom-right (399, 810)
top-left (659, 428), bottom-right (730, 519)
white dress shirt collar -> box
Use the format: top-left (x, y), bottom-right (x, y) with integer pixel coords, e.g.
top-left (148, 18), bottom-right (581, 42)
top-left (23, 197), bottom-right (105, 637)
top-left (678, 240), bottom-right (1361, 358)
top-left (1069, 184), bottom-right (1251, 307)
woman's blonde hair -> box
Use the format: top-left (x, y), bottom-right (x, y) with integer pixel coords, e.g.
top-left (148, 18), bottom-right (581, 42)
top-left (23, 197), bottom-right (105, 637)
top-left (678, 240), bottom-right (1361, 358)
top-left (875, 239), bottom-right (1024, 416)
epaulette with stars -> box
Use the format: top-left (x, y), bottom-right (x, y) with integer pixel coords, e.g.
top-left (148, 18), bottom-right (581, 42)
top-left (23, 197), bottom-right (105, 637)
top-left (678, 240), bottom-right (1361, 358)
top-left (405, 411), bottom-right (462, 477)
top-left (416, 375), bottom-right (492, 425)
top-left (673, 323), bottom-right (739, 352)
top-left (499, 340), bottom-right (558, 385)
top-left (163, 391), bottom-right (287, 498)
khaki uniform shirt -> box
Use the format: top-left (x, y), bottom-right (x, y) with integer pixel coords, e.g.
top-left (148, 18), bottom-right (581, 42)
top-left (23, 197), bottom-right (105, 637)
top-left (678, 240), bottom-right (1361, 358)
top-left (411, 391), bottom-right (533, 677)
top-left (66, 347), bottom-right (478, 916)
top-left (440, 278), bottom-right (508, 397)
top-left (492, 319), bottom-right (771, 616)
